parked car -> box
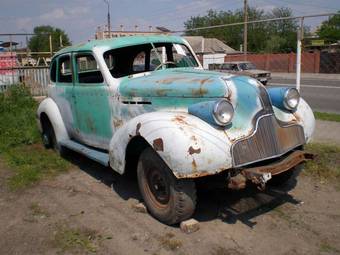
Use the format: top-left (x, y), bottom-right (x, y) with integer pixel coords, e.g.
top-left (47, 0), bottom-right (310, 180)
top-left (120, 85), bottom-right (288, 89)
top-left (216, 61), bottom-right (271, 85)
top-left (37, 35), bottom-right (315, 225)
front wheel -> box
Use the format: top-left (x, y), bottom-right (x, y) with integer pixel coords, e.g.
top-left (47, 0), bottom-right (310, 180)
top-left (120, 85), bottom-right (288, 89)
top-left (137, 148), bottom-right (196, 225)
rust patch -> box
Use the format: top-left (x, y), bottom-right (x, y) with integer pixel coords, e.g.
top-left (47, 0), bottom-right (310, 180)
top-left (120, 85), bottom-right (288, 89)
top-left (86, 118), bottom-right (96, 132)
top-left (156, 77), bottom-right (187, 85)
top-left (188, 146), bottom-right (201, 155)
top-left (293, 112), bottom-right (302, 123)
top-left (153, 138), bottom-right (164, 151)
top-left (172, 115), bottom-right (189, 125)
top-left (190, 135), bottom-right (197, 142)
top-left (192, 159), bottom-right (197, 171)
top-left (155, 88), bottom-right (173, 97)
top-left (191, 87), bottom-right (208, 96)
top-left (136, 123), bottom-right (141, 136)
top-left (113, 119), bottom-right (123, 128)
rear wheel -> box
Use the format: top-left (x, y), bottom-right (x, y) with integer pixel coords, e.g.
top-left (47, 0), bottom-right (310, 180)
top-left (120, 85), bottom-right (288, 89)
top-left (41, 118), bottom-right (65, 156)
top-left (137, 148), bottom-right (196, 225)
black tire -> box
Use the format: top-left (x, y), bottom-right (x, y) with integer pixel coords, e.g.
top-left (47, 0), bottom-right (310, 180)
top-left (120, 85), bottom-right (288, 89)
top-left (41, 118), bottom-right (65, 156)
top-left (137, 147), bottom-right (196, 225)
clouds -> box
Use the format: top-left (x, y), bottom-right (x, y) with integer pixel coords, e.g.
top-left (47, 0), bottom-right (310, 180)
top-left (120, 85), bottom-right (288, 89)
top-left (0, 0), bottom-right (339, 44)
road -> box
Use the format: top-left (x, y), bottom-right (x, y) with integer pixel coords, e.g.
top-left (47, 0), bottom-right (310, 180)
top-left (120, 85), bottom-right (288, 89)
top-left (268, 77), bottom-right (340, 114)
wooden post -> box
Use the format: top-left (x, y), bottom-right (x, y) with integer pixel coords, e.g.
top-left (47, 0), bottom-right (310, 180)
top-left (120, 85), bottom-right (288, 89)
top-left (49, 34), bottom-right (53, 57)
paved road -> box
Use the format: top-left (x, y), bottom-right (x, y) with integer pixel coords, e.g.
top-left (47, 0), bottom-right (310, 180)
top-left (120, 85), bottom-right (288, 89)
top-left (268, 77), bottom-right (340, 114)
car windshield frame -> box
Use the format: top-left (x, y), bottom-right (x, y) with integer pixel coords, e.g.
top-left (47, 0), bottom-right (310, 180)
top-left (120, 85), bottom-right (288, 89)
top-left (103, 42), bottom-right (199, 79)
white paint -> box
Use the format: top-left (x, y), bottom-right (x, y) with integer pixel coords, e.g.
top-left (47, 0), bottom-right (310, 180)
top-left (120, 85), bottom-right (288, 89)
top-left (37, 97), bottom-right (69, 143)
top-left (202, 54), bottom-right (226, 69)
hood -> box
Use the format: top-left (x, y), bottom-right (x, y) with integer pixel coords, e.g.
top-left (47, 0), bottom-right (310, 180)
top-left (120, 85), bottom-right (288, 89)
top-left (119, 68), bottom-right (228, 98)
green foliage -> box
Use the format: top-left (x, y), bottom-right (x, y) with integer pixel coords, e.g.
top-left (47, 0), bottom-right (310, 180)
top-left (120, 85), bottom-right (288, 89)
top-left (317, 12), bottom-right (340, 44)
top-left (314, 111), bottom-right (340, 123)
top-left (28, 25), bottom-right (71, 52)
top-left (184, 6), bottom-right (298, 53)
top-left (0, 85), bottom-right (40, 152)
top-left (0, 85), bottom-right (70, 190)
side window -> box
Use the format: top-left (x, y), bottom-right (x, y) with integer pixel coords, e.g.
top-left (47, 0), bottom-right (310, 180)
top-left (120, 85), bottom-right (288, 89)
top-left (50, 59), bottom-right (57, 82)
top-left (76, 54), bottom-right (103, 84)
top-left (58, 55), bottom-right (72, 83)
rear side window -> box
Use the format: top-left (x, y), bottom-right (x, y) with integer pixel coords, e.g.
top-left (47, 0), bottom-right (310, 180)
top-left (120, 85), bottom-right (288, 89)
top-left (58, 55), bottom-right (72, 83)
top-left (50, 59), bottom-right (57, 82)
top-left (76, 54), bottom-right (103, 84)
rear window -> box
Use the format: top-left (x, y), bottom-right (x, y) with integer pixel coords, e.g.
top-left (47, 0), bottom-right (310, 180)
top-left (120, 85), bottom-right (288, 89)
top-left (76, 54), bottom-right (103, 84)
top-left (58, 55), bottom-right (72, 83)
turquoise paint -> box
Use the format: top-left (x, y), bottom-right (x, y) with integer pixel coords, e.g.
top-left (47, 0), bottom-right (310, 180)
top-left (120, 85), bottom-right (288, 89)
top-left (267, 87), bottom-right (290, 111)
top-left (228, 76), bottom-right (263, 133)
top-left (119, 68), bottom-right (227, 98)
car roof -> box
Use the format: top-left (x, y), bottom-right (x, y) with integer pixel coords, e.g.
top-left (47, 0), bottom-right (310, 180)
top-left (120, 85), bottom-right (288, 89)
top-left (55, 35), bottom-right (186, 57)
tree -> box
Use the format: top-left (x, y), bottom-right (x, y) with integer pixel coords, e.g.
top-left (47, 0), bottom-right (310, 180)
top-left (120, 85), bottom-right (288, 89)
top-left (28, 25), bottom-right (71, 53)
top-left (317, 12), bottom-right (340, 43)
top-left (184, 6), bottom-right (299, 53)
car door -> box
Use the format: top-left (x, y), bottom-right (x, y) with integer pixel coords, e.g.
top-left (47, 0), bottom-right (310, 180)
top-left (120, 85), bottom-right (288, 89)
top-left (53, 54), bottom-right (77, 136)
top-left (72, 52), bottom-right (113, 150)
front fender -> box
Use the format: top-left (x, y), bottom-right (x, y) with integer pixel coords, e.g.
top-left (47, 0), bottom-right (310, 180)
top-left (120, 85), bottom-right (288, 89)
top-left (109, 112), bottom-right (233, 178)
top-left (37, 97), bottom-right (69, 142)
top-left (273, 98), bottom-right (315, 142)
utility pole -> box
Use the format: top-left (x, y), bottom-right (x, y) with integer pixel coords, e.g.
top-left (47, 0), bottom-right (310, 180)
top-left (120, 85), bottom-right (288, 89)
top-left (243, 0), bottom-right (248, 59)
top-left (296, 17), bottom-right (304, 92)
top-left (103, 0), bottom-right (111, 38)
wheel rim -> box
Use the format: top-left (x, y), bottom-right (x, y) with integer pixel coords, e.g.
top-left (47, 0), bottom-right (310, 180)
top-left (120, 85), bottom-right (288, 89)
top-left (146, 168), bottom-right (170, 205)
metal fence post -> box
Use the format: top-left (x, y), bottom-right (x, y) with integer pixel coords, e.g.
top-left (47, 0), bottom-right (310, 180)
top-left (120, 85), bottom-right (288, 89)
top-left (296, 17), bottom-right (304, 92)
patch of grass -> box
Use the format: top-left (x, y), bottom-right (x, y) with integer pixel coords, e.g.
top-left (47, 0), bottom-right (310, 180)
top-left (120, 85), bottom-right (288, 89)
top-left (54, 225), bottom-right (100, 253)
top-left (314, 111), bottom-right (340, 123)
top-left (304, 143), bottom-right (340, 186)
top-left (29, 202), bottom-right (50, 218)
top-left (0, 85), bottom-right (70, 190)
top-left (159, 232), bottom-right (182, 251)
top-left (3, 144), bottom-right (70, 190)
top-left (320, 242), bottom-right (340, 254)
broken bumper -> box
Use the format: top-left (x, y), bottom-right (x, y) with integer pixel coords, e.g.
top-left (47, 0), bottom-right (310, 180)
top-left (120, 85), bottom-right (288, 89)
top-left (229, 150), bottom-right (314, 189)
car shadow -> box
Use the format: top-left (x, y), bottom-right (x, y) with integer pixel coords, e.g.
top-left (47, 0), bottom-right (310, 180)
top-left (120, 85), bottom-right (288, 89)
top-left (63, 150), bottom-right (301, 228)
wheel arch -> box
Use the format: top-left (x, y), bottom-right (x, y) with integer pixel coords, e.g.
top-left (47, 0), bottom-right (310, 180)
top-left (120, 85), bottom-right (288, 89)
top-left (109, 111), bottom-right (232, 178)
top-left (37, 97), bottom-right (69, 143)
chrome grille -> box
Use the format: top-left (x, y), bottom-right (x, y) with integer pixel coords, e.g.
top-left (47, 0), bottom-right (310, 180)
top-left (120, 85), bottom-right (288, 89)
top-left (232, 114), bottom-right (305, 167)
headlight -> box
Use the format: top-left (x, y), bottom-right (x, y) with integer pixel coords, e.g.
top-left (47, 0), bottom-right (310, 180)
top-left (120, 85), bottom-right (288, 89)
top-left (213, 99), bottom-right (234, 126)
top-left (283, 88), bottom-right (300, 110)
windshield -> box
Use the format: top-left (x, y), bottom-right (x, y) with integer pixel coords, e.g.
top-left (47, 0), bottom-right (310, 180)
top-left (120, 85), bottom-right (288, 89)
top-left (239, 62), bottom-right (256, 70)
top-left (103, 42), bottom-right (198, 78)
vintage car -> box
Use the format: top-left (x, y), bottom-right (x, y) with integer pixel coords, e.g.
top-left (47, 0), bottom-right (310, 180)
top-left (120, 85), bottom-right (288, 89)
top-left (37, 35), bottom-right (315, 225)
top-left (215, 61), bottom-right (271, 85)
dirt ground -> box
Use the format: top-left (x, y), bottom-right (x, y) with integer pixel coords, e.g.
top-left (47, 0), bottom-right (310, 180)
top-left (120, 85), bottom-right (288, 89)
top-left (1, 152), bottom-right (340, 255)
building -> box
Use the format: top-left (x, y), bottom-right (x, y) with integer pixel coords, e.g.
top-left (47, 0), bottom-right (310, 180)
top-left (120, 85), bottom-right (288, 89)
top-left (184, 36), bottom-right (238, 69)
top-left (95, 26), bottom-right (171, 40)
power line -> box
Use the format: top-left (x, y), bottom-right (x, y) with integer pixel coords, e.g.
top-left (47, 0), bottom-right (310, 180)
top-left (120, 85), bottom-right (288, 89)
top-left (168, 12), bottom-right (337, 33)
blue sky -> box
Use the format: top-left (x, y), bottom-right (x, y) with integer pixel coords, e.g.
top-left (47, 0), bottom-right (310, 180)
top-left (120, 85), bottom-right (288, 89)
top-left (0, 0), bottom-right (339, 45)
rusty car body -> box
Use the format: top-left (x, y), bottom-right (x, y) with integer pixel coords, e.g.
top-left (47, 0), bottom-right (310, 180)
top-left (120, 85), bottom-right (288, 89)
top-left (216, 61), bottom-right (271, 85)
top-left (37, 35), bottom-right (315, 224)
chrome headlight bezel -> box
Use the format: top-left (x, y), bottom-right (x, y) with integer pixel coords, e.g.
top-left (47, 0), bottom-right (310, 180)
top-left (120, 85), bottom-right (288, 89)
top-left (283, 88), bottom-right (300, 111)
top-left (212, 99), bottom-right (234, 126)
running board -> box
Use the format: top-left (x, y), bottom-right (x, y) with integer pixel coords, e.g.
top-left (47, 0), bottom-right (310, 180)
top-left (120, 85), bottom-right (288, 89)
top-left (59, 140), bottom-right (109, 166)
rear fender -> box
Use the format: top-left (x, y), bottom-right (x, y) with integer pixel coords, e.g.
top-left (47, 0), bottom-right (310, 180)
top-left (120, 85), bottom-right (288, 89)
top-left (37, 98), bottom-right (69, 142)
top-left (109, 112), bottom-right (232, 178)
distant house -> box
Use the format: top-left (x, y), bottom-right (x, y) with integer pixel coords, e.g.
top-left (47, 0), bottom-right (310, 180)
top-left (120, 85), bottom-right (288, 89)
top-left (95, 26), bottom-right (171, 39)
top-left (184, 36), bottom-right (238, 69)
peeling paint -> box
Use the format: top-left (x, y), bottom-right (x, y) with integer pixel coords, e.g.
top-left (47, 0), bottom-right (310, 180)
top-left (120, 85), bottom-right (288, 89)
top-left (188, 146), bottom-right (201, 155)
top-left (153, 138), bottom-right (164, 151)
